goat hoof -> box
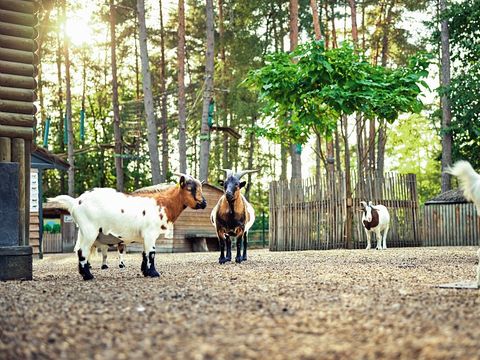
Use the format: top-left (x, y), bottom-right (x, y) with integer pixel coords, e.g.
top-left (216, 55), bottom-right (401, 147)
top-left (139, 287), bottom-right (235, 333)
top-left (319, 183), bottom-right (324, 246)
top-left (119, 263), bottom-right (125, 269)
top-left (219, 257), bottom-right (227, 264)
top-left (145, 267), bottom-right (160, 277)
top-left (225, 257), bottom-right (231, 262)
top-left (101, 264), bottom-right (109, 270)
top-left (80, 269), bottom-right (94, 281)
top-left (235, 256), bottom-right (242, 263)
top-left (242, 256), bottom-right (247, 262)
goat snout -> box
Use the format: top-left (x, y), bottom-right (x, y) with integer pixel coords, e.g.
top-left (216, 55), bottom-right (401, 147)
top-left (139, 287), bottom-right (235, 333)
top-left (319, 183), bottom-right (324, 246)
top-left (225, 192), bottom-right (234, 201)
top-left (196, 198), bottom-right (207, 209)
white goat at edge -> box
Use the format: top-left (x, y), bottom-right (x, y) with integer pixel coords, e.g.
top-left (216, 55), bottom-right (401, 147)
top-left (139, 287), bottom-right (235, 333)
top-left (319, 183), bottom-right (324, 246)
top-left (360, 201), bottom-right (390, 250)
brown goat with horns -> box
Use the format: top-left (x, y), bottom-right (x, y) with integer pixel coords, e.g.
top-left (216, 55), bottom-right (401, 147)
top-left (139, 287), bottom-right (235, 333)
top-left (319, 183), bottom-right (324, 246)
top-left (211, 169), bottom-right (257, 264)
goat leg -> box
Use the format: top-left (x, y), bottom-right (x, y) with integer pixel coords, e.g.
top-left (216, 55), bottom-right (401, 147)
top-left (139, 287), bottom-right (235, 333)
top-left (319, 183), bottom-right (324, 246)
top-left (235, 235), bottom-right (242, 263)
top-left (225, 235), bottom-right (232, 262)
top-left (141, 251), bottom-right (148, 275)
top-left (218, 236), bottom-right (227, 264)
top-left (242, 232), bottom-right (248, 262)
top-left (77, 248), bottom-right (94, 281)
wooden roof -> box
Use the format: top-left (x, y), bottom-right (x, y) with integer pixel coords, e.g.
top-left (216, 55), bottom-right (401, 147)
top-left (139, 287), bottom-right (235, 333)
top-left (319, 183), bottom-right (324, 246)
top-left (425, 188), bottom-right (468, 205)
top-left (32, 145), bottom-right (69, 171)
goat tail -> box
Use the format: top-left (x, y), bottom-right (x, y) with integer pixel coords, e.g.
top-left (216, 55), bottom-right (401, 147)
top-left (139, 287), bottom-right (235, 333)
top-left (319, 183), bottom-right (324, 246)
top-left (47, 195), bottom-right (76, 213)
top-left (447, 161), bottom-right (480, 206)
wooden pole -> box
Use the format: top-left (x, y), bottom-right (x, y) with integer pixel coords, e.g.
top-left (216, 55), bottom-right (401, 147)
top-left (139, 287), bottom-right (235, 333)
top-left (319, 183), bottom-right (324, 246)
top-left (0, 136), bottom-right (11, 161)
top-left (24, 139), bottom-right (31, 246)
top-left (11, 137), bottom-right (26, 246)
top-left (0, 86), bottom-right (36, 102)
top-left (0, 124), bottom-right (33, 139)
top-left (0, 112), bottom-right (35, 127)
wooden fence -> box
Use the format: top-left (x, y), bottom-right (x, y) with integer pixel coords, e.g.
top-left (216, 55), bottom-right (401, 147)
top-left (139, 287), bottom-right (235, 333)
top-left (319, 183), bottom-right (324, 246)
top-left (269, 171), bottom-right (420, 251)
top-left (42, 233), bottom-right (63, 253)
top-left (423, 203), bottom-right (480, 247)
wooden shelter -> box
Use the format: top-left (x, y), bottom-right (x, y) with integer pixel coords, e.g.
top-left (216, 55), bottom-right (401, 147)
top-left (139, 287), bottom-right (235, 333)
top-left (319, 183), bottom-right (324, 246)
top-left (0, 0), bottom-right (39, 280)
top-left (129, 183), bottom-right (224, 253)
top-left (30, 146), bottom-right (69, 257)
top-left (423, 189), bottom-right (480, 247)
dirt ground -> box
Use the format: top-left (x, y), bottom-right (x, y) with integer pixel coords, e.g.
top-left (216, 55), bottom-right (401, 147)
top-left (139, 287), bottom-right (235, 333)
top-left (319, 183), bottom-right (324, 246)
top-left (1, 247), bottom-right (480, 360)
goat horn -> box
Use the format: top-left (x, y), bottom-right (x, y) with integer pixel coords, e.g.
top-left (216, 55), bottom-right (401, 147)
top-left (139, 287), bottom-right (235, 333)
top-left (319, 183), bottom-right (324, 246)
top-left (234, 169), bottom-right (259, 179)
top-left (360, 201), bottom-right (367, 208)
top-left (221, 169), bottom-right (234, 178)
top-left (172, 172), bottom-right (193, 180)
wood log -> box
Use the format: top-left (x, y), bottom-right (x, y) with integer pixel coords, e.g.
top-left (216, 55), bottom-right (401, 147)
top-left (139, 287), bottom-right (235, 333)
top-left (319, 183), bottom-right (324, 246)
top-left (0, 9), bottom-right (37, 27)
top-left (0, 100), bottom-right (36, 115)
top-left (0, 60), bottom-right (35, 76)
top-left (0, 0), bottom-right (39, 14)
top-left (12, 137), bottom-right (26, 246)
top-left (0, 112), bottom-right (35, 127)
top-left (0, 47), bottom-right (37, 65)
top-left (0, 86), bottom-right (36, 102)
top-left (0, 73), bottom-right (36, 89)
top-left (0, 21), bottom-right (37, 39)
top-left (0, 124), bottom-right (33, 139)
top-left (0, 136), bottom-right (11, 162)
top-left (25, 139), bottom-right (31, 246)
top-left (0, 34), bottom-right (36, 52)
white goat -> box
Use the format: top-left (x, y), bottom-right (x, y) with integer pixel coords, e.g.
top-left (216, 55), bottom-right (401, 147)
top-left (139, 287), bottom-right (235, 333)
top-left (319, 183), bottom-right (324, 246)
top-left (211, 169), bottom-right (256, 264)
top-left (360, 201), bottom-right (390, 250)
top-left (446, 160), bottom-right (480, 287)
top-left (48, 175), bottom-right (206, 280)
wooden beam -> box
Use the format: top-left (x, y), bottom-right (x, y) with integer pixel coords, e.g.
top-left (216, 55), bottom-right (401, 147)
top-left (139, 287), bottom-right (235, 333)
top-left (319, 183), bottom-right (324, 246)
top-left (0, 136), bottom-right (11, 162)
top-left (0, 0), bottom-right (39, 14)
top-left (12, 138), bottom-right (26, 246)
top-left (0, 100), bottom-right (36, 114)
top-left (0, 73), bottom-right (36, 89)
top-left (0, 34), bottom-right (36, 52)
top-left (0, 125), bottom-right (34, 139)
top-left (0, 9), bottom-right (37, 27)
top-left (0, 47), bottom-right (37, 64)
top-left (0, 59), bottom-right (36, 76)
top-left (0, 86), bottom-right (36, 102)
top-left (25, 139), bottom-right (31, 246)
top-left (0, 21), bottom-right (37, 39)
top-left (0, 112), bottom-right (35, 127)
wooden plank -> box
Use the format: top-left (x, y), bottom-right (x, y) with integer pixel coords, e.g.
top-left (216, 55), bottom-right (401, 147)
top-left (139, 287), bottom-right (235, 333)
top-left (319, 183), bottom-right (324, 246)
top-left (0, 73), bottom-right (36, 89)
top-left (0, 33), bottom-right (36, 52)
top-left (0, 124), bottom-right (33, 139)
top-left (0, 111), bottom-right (35, 127)
top-left (0, 99), bottom-right (36, 114)
top-left (11, 137), bottom-right (25, 246)
top-left (0, 0), bottom-right (39, 14)
top-left (0, 59), bottom-right (35, 76)
top-left (0, 21), bottom-right (37, 39)
top-left (0, 9), bottom-right (37, 27)
top-left (0, 136), bottom-right (11, 162)
top-left (0, 86), bottom-right (36, 102)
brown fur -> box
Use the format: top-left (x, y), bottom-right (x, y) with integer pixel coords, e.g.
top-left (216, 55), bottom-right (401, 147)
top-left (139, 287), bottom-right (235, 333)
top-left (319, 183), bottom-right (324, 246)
top-left (216, 189), bottom-right (250, 237)
top-left (363, 208), bottom-right (379, 230)
top-left (132, 183), bottom-right (203, 223)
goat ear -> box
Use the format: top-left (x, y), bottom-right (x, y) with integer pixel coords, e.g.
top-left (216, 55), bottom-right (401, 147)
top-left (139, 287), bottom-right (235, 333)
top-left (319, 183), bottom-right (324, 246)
top-left (239, 181), bottom-right (247, 189)
top-left (179, 176), bottom-right (186, 188)
top-left (218, 180), bottom-right (224, 186)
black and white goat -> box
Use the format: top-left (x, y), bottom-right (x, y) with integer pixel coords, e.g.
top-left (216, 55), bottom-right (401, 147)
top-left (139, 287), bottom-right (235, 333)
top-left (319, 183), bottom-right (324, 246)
top-left (446, 161), bottom-right (480, 287)
top-left (48, 174), bottom-right (206, 280)
top-left (211, 169), bottom-right (256, 264)
top-left (359, 201), bottom-right (390, 250)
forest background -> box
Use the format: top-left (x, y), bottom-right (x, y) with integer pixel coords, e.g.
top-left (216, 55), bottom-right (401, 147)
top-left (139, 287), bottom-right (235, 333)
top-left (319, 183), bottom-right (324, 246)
top-left (36, 0), bottom-right (480, 219)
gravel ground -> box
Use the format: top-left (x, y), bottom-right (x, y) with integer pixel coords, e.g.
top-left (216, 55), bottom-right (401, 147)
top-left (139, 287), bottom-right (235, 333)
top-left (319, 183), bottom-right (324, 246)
top-left (1, 247), bottom-right (480, 360)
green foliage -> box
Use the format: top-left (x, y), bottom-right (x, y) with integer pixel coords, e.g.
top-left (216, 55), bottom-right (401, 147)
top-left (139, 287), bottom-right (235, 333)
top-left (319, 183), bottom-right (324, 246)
top-left (386, 114), bottom-right (441, 204)
top-left (246, 40), bottom-right (431, 146)
top-left (445, 1), bottom-right (480, 168)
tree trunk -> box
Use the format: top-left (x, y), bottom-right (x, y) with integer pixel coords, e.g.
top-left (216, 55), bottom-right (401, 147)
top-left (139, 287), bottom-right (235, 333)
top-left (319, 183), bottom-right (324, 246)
top-left (289, 0), bottom-right (302, 180)
top-left (159, 0), bottom-right (168, 182)
top-left (198, 0), bottom-right (215, 182)
top-left (218, 0), bottom-right (229, 170)
top-left (245, 116), bottom-right (256, 201)
top-left (63, 0), bottom-right (74, 197)
top-left (177, 0), bottom-right (187, 174)
top-left (348, 0), bottom-right (359, 44)
top-left (137, 0), bottom-right (161, 184)
top-left (440, 0), bottom-right (452, 192)
top-left (37, 5), bottom-right (52, 146)
top-left (55, 28), bottom-right (65, 194)
top-left (342, 115), bottom-right (353, 249)
top-left (310, 0), bottom-right (322, 40)
top-left (330, 2), bottom-right (338, 48)
top-left (110, 0), bottom-right (124, 192)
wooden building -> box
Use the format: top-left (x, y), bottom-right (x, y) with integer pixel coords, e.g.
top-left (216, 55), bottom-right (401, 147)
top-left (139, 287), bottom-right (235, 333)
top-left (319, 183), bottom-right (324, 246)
top-left (0, 0), bottom-right (39, 280)
top-left (131, 183), bottom-right (224, 253)
top-left (30, 146), bottom-right (69, 257)
top-left (423, 189), bottom-right (480, 247)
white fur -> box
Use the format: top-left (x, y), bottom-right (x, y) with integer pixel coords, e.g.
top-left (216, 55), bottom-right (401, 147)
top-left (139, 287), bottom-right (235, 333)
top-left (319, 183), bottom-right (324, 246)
top-left (447, 161), bottom-right (480, 287)
top-left (361, 201), bottom-right (390, 250)
top-left (49, 188), bottom-right (169, 271)
top-left (210, 194), bottom-right (255, 233)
